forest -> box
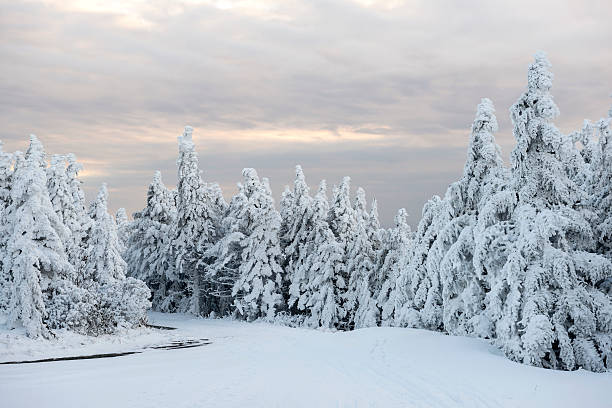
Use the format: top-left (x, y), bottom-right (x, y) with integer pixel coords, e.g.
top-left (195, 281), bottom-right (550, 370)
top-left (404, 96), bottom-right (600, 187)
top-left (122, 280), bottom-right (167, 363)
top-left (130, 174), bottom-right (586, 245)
top-left (1, 53), bottom-right (611, 373)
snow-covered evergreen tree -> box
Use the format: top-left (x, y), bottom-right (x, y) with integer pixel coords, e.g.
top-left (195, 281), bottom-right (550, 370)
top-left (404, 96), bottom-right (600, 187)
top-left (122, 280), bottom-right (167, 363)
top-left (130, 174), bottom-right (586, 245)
top-left (345, 188), bottom-right (378, 329)
top-left (232, 169), bottom-right (284, 320)
top-left (115, 207), bottom-right (129, 253)
top-left (3, 136), bottom-right (73, 338)
top-left (64, 153), bottom-right (92, 281)
top-left (486, 53), bottom-right (612, 371)
top-left (282, 166), bottom-right (315, 313)
top-left (301, 181), bottom-right (346, 328)
top-left (125, 171), bottom-right (177, 311)
top-left (169, 126), bottom-right (217, 314)
top-left (397, 195), bottom-right (447, 330)
top-left (84, 184), bottom-right (128, 284)
top-left (0, 142), bottom-right (13, 312)
top-left (437, 98), bottom-right (507, 337)
top-left (377, 208), bottom-right (411, 326)
top-left (325, 177), bottom-right (355, 326)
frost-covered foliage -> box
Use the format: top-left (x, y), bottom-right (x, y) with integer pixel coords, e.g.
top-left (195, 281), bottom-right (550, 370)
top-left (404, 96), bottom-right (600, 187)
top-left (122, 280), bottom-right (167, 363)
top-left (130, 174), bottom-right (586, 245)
top-left (168, 126), bottom-right (222, 315)
top-left (0, 136), bottom-right (149, 339)
top-left (125, 171), bottom-right (177, 311)
top-left (345, 188), bottom-right (378, 329)
top-left (208, 169), bottom-right (284, 320)
top-left (281, 166), bottom-right (314, 313)
top-left (483, 53), bottom-right (612, 371)
top-left (377, 208), bottom-right (411, 326)
top-left (300, 181), bottom-right (346, 328)
top-left (2, 137), bottom-right (73, 338)
top-left (115, 207), bottom-right (129, 253)
top-left (9, 52), bottom-right (606, 371)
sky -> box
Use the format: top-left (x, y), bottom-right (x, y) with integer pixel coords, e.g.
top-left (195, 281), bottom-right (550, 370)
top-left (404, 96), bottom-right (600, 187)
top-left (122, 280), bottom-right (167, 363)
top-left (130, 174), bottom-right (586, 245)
top-left (1, 0), bottom-right (611, 226)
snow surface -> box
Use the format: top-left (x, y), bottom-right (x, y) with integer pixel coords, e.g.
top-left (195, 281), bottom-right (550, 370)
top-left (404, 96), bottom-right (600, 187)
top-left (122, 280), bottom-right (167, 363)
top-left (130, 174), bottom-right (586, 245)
top-left (1, 312), bottom-right (610, 408)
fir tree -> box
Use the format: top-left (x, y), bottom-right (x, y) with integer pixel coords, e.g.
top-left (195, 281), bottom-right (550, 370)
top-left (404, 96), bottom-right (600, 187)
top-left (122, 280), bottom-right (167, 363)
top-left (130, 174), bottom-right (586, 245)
top-left (125, 171), bottom-right (177, 311)
top-left (345, 188), bottom-right (377, 329)
top-left (377, 208), bottom-right (411, 326)
top-left (170, 126), bottom-right (217, 314)
top-left (283, 165), bottom-right (315, 313)
top-left (3, 136), bottom-right (73, 338)
top-left (230, 169), bottom-right (284, 320)
top-left (487, 53), bottom-right (612, 371)
top-left (302, 181), bottom-right (346, 328)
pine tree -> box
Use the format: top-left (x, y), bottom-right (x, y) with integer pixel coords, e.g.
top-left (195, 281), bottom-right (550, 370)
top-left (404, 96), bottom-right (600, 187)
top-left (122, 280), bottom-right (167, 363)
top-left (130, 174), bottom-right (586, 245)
top-left (437, 98), bottom-right (507, 337)
top-left (64, 153), bottom-right (92, 281)
top-left (345, 188), bottom-right (378, 329)
top-left (282, 165), bottom-right (315, 313)
top-left (326, 176), bottom-right (354, 326)
top-left (301, 181), bottom-right (346, 328)
top-left (397, 195), bottom-right (448, 329)
top-left (0, 142), bottom-right (13, 312)
top-left (229, 169), bottom-right (284, 320)
top-left (169, 126), bottom-right (217, 314)
top-left (84, 184), bottom-right (128, 284)
top-left (377, 208), bottom-right (411, 326)
top-left (125, 171), bottom-right (177, 311)
top-left (3, 136), bottom-right (73, 338)
top-left (115, 207), bottom-right (129, 254)
top-left (486, 53), bottom-right (612, 371)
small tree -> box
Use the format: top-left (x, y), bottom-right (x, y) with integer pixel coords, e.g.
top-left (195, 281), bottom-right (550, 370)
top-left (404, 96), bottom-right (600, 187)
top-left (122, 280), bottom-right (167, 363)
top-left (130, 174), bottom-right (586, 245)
top-left (377, 208), bottom-right (411, 326)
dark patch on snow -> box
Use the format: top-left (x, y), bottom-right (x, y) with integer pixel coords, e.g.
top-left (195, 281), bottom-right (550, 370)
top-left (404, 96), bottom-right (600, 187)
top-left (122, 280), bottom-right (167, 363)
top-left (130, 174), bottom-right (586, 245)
top-left (0, 351), bottom-right (143, 365)
top-left (145, 324), bottom-right (178, 331)
top-left (0, 339), bottom-right (211, 365)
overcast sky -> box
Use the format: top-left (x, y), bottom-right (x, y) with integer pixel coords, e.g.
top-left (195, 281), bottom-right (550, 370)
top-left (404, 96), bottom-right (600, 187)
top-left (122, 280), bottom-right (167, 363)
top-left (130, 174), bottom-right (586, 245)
top-left (1, 0), bottom-right (611, 226)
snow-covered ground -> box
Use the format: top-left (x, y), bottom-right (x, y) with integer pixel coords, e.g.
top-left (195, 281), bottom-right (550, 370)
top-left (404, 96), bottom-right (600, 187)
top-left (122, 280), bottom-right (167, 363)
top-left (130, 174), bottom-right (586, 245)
top-left (1, 312), bottom-right (610, 408)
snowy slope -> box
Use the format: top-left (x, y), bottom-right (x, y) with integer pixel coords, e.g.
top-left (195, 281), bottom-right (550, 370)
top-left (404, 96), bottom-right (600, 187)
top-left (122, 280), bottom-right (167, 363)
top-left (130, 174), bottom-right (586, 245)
top-left (1, 312), bottom-right (610, 408)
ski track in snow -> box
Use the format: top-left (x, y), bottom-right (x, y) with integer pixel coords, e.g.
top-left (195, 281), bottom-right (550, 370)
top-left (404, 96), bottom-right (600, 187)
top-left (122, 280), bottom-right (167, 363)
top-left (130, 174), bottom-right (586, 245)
top-left (0, 312), bottom-right (610, 408)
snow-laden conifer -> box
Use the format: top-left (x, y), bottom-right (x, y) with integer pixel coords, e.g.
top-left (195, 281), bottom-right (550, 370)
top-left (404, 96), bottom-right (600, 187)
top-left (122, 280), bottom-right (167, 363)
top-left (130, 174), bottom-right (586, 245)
top-left (282, 166), bottom-right (315, 313)
top-left (115, 207), bottom-right (129, 253)
top-left (301, 181), bottom-right (346, 328)
top-left (169, 126), bottom-right (217, 314)
top-left (125, 171), bottom-right (177, 311)
top-left (345, 188), bottom-right (378, 329)
top-left (232, 169), bottom-right (284, 320)
top-left (0, 142), bottom-right (13, 312)
top-left (487, 53), bottom-right (612, 371)
top-left (3, 136), bottom-right (73, 338)
top-left (377, 208), bottom-right (411, 326)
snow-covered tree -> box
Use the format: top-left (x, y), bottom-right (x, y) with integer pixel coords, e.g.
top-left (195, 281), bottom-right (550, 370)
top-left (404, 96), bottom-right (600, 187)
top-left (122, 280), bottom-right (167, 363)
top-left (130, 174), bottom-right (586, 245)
top-left (397, 195), bottom-right (447, 330)
top-left (64, 153), bottom-right (92, 280)
top-left (84, 184), bottom-right (128, 284)
top-left (115, 207), bottom-right (129, 253)
top-left (377, 208), bottom-right (411, 326)
top-left (345, 187), bottom-right (378, 329)
top-left (125, 171), bottom-right (177, 311)
top-left (0, 142), bottom-right (13, 312)
top-left (3, 136), bottom-right (73, 338)
top-left (437, 98), bottom-right (507, 337)
top-left (486, 53), bottom-right (612, 371)
top-left (301, 181), bottom-right (346, 328)
top-left (208, 169), bottom-right (284, 320)
top-left (169, 126), bottom-right (217, 314)
top-left (282, 165), bottom-right (315, 313)
top-left (232, 169), bottom-right (284, 320)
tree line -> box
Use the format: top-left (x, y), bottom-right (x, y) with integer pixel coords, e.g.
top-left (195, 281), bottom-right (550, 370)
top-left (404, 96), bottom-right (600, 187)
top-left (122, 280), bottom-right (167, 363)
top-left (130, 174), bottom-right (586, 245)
top-left (1, 53), bottom-right (610, 372)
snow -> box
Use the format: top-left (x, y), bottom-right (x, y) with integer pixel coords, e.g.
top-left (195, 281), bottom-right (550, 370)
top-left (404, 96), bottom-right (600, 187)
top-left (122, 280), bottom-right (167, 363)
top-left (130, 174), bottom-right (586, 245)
top-left (1, 312), bottom-right (609, 408)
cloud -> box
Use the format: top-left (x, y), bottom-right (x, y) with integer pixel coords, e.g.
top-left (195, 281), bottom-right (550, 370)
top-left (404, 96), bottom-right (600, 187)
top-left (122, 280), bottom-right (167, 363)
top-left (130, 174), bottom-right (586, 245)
top-left (1, 0), bottom-right (611, 225)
